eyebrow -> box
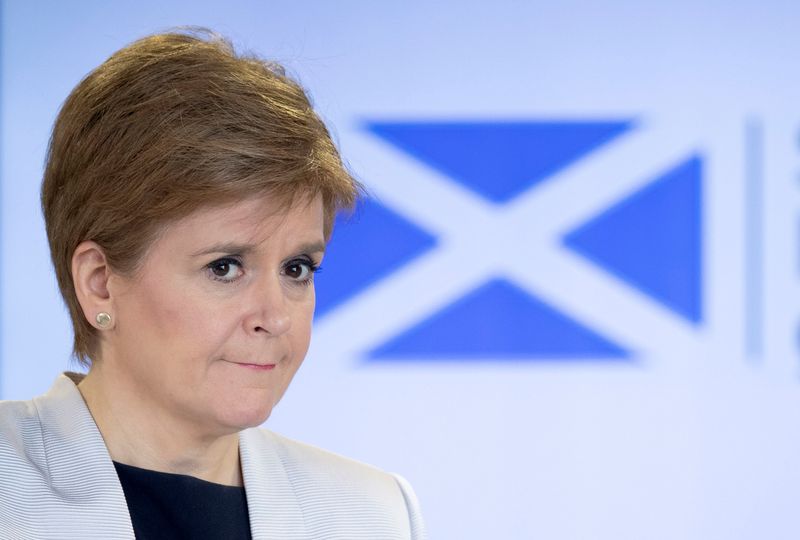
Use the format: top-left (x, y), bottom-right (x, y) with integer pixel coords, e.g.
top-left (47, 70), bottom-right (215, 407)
top-left (191, 241), bottom-right (326, 258)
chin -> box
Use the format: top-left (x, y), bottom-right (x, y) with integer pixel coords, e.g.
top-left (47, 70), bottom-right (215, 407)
top-left (216, 399), bottom-right (275, 431)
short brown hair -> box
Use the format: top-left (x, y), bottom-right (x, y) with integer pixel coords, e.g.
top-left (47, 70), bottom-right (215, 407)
top-left (41, 29), bottom-right (360, 365)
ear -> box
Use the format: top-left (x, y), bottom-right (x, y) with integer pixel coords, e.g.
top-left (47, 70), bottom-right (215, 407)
top-left (72, 240), bottom-right (115, 330)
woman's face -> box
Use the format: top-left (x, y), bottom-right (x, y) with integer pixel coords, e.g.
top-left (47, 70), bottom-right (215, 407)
top-left (104, 193), bottom-right (325, 435)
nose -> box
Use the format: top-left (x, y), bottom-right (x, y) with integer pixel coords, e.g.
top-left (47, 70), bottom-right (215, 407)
top-left (245, 276), bottom-right (291, 337)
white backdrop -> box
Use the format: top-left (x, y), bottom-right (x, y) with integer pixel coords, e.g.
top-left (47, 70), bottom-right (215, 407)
top-left (2, 2), bottom-right (800, 539)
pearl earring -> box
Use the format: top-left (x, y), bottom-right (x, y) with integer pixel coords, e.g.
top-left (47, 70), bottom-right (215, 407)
top-left (96, 312), bottom-right (112, 328)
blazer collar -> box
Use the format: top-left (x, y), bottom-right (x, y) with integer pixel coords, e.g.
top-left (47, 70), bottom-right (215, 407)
top-left (240, 427), bottom-right (308, 539)
top-left (34, 372), bottom-right (135, 538)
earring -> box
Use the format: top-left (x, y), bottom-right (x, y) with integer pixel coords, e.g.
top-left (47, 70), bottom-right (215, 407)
top-left (96, 312), bottom-right (112, 328)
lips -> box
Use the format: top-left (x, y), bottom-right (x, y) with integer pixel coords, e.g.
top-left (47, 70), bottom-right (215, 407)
top-left (225, 359), bottom-right (277, 371)
top-left (239, 363), bottom-right (276, 371)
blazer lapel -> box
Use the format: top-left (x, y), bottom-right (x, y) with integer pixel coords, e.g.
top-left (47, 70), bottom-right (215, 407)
top-left (240, 428), bottom-right (308, 540)
top-left (34, 373), bottom-right (135, 538)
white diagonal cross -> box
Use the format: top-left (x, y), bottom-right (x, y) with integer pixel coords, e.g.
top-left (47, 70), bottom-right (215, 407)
top-left (315, 119), bottom-right (710, 365)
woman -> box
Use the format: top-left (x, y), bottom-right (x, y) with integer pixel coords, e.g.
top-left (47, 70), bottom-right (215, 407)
top-left (0, 30), bottom-right (426, 539)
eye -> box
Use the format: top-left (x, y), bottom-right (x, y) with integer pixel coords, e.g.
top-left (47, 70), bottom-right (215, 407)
top-left (207, 257), bottom-right (243, 283)
top-left (284, 258), bottom-right (319, 284)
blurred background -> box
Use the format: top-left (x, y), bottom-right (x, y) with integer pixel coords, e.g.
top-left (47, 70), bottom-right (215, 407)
top-left (2, 1), bottom-right (799, 538)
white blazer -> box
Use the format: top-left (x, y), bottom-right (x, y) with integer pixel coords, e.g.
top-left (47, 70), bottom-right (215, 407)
top-left (0, 373), bottom-right (426, 539)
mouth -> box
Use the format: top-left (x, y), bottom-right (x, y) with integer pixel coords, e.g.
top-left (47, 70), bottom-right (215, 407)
top-left (225, 360), bottom-right (277, 371)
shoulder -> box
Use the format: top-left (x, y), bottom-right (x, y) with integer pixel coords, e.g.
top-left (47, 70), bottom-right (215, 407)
top-left (269, 429), bottom-right (394, 481)
top-left (0, 395), bottom-right (41, 427)
top-left (0, 395), bottom-right (46, 467)
top-left (0, 373), bottom-right (89, 471)
top-left (245, 427), bottom-right (402, 498)
top-left (241, 428), bottom-right (427, 539)
top-left (0, 396), bottom-right (52, 537)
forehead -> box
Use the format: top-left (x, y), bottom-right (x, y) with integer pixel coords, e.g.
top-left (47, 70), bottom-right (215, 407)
top-left (151, 193), bottom-right (325, 252)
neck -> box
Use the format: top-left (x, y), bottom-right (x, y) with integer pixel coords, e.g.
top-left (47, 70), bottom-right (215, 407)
top-left (77, 362), bottom-right (243, 487)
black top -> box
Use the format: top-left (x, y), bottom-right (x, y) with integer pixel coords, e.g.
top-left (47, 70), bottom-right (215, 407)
top-left (113, 461), bottom-right (252, 540)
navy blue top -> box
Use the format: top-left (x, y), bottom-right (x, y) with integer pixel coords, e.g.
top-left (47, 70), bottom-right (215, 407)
top-left (113, 461), bottom-right (252, 540)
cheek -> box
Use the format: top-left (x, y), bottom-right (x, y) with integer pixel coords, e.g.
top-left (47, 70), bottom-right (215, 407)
top-left (288, 294), bottom-right (315, 357)
top-left (126, 280), bottom-right (238, 359)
